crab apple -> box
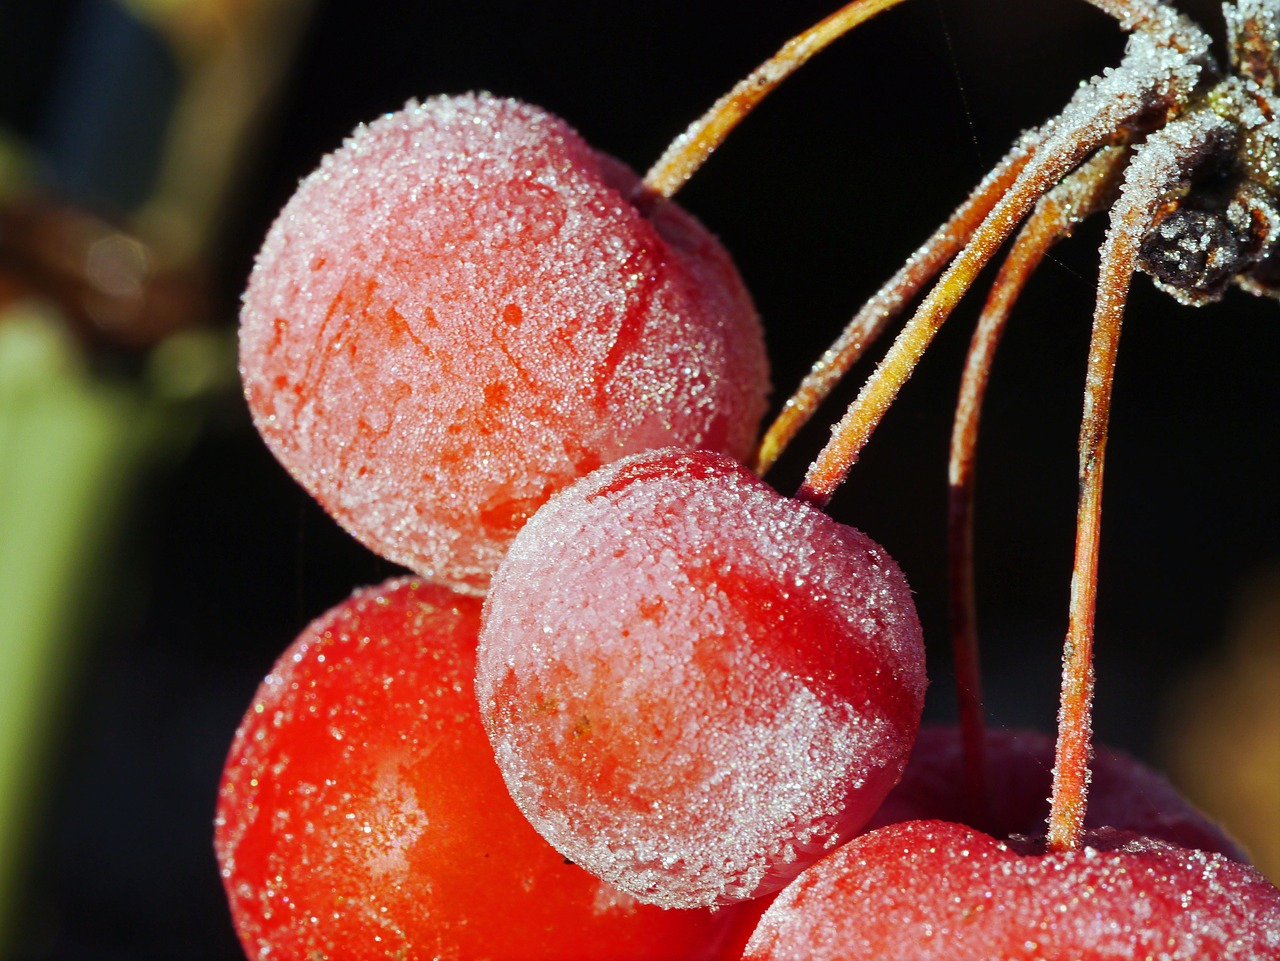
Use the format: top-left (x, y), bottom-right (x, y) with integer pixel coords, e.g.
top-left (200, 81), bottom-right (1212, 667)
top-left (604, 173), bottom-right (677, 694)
top-left (742, 819), bottom-right (1280, 960)
top-left (867, 725), bottom-right (1249, 861)
top-left (476, 447), bottom-right (927, 911)
top-left (214, 577), bottom-right (752, 961)
top-left (238, 93), bottom-right (769, 594)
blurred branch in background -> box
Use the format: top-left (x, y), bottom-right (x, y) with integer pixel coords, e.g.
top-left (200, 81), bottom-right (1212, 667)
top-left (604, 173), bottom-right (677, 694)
top-left (0, 0), bottom-right (311, 950)
top-left (0, 304), bottom-right (235, 946)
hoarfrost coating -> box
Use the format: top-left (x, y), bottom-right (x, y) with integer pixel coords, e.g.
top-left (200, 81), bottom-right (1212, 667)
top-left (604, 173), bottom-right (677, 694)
top-left (239, 94), bottom-right (768, 593)
top-left (476, 448), bottom-right (926, 909)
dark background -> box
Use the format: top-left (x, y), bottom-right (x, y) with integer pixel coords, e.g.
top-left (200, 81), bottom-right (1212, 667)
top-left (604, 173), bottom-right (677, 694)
top-left (2, 0), bottom-right (1276, 956)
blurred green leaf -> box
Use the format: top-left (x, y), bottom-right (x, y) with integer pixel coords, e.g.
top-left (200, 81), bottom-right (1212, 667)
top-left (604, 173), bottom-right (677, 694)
top-left (0, 301), bottom-right (230, 943)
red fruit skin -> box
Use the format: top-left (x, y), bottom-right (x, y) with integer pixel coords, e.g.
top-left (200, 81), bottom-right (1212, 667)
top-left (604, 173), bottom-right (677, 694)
top-left (214, 577), bottom-right (750, 961)
top-left (476, 448), bottom-right (927, 910)
top-left (238, 93), bottom-right (769, 594)
top-left (743, 820), bottom-right (1280, 960)
top-left (867, 725), bottom-right (1248, 861)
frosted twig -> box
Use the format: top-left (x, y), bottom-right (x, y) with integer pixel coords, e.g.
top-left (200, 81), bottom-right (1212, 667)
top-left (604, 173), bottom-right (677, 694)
top-left (753, 134), bottom-right (1038, 476)
top-left (643, 0), bottom-right (911, 200)
top-left (1047, 106), bottom-right (1236, 852)
top-left (798, 29), bottom-right (1206, 508)
top-left (947, 146), bottom-right (1127, 825)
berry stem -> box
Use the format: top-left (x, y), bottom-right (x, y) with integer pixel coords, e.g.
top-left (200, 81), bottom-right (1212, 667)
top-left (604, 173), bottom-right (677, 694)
top-left (642, 0), bottom-right (909, 200)
top-left (948, 148), bottom-right (1125, 824)
top-left (796, 155), bottom-right (1099, 506)
top-left (753, 137), bottom-right (1036, 477)
top-left (1046, 292), bottom-right (1119, 855)
top-left (795, 32), bottom-right (1189, 509)
top-left (1046, 112), bottom-right (1236, 852)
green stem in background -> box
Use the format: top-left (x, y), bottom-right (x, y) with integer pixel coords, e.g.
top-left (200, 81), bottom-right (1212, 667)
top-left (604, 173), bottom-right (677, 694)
top-left (0, 304), bottom-right (234, 950)
top-left (0, 2), bottom-right (310, 951)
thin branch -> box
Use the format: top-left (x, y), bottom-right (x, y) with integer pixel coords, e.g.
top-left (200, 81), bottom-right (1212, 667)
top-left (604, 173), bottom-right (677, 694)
top-left (753, 134), bottom-right (1038, 476)
top-left (796, 36), bottom-right (1194, 508)
top-left (947, 147), bottom-right (1126, 825)
top-left (1047, 110), bottom-right (1235, 851)
top-left (642, 0), bottom-right (911, 199)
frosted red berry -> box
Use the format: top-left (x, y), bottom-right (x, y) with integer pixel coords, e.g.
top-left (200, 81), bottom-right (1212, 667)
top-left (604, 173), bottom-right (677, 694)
top-left (476, 447), bottom-right (927, 909)
top-left (867, 724), bottom-right (1250, 861)
top-left (743, 819), bottom-right (1280, 960)
top-left (215, 577), bottom-right (751, 961)
top-left (239, 93), bottom-right (769, 592)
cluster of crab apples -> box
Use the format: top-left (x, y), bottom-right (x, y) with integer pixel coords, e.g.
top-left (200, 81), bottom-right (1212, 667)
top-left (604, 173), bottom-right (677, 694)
top-left (216, 1), bottom-right (1280, 958)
